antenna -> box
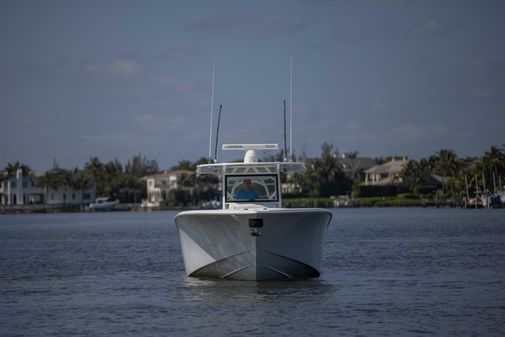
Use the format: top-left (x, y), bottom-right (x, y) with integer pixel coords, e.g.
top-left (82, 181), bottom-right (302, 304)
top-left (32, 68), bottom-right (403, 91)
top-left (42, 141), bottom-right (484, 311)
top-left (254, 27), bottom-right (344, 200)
top-left (289, 56), bottom-right (293, 161)
top-left (208, 57), bottom-right (216, 163)
top-left (214, 104), bottom-right (223, 162)
top-left (283, 100), bottom-right (287, 162)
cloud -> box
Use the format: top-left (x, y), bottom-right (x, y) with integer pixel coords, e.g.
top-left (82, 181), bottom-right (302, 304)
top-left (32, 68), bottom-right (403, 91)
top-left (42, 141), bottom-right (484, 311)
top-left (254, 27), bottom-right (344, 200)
top-left (162, 46), bottom-right (202, 60)
top-left (153, 75), bottom-right (196, 94)
top-left (334, 22), bottom-right (398, 41)
top-left (186, 14), bottom-right (308, 35)
top-left (151, 75), bottom-right (210, 108)
top-left (370, 102), bottom-right (390, 113)
top-left (134, 113), bottom-right (160, 125)
top-left (389, 124), bottom-right (447, 143)
top-left (462, 57), bottom-right (487, 69)
top-left (133, 113), bottom-right (186, 132)
top-left (334, 24), bottom-right (368, 40)
top-left (86, 59), bottom-right (141, 77)
top-left (465, 89), bottom-right (495, 99)
top-left (32, 57), bottom-right (142, 78)
top-left (305, 0), bottom-right (410, 4)
top-left (414, 20), bottom-right (463, 35)
top-left (343, 0), bottom-right (409, 4)
top-left (36, 57), bottom-right (87, 69)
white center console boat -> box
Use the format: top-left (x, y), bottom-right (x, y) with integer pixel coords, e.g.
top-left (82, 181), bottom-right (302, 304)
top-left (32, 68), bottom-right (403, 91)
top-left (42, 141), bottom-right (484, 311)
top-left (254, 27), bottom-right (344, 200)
top-left (175, 144), bottom-right (332, 280)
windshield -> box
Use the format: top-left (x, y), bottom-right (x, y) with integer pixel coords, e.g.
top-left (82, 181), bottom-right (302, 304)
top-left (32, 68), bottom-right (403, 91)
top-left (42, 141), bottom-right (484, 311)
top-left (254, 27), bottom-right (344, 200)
top-left (225, 174), bottom-right (278, 202)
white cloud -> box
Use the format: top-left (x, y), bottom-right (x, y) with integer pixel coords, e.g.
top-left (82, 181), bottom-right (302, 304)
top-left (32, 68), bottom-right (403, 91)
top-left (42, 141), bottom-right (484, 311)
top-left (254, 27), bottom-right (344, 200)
top-left (154, 75), bottom-right (195, 93)
top-left (87, 59), bottom-right (141, 77)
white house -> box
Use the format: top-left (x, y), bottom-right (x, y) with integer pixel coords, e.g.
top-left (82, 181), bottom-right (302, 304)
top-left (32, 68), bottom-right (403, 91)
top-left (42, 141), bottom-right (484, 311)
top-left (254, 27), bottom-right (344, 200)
top-left (281, 180), bottom-right (302, 195)
top-left (363, 158), bottom-right (409, 185)
top-left (0, 169), bottom-right (96, 206)
top-left (142, 170), bottom-right (193, 207)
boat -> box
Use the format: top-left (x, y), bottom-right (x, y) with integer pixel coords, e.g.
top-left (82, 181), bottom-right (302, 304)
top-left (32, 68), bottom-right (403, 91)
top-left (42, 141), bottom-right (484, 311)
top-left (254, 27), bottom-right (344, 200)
top-left (174, 144), bottom-right (332, 280)
top-left (489, 192), bottom-right (504, 208)
top-left (89, 197), bottom-right (118, 211)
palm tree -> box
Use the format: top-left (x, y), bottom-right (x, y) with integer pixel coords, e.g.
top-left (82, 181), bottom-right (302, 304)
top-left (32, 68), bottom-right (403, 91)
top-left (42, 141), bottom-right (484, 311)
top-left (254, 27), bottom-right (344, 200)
top-left (401, 160), bottom-right (422, 189)
top-left (434, 149), bottom-right (459, 198)
top-left (480, 145), bottom-right (505, 192)
top-left (71, 168), bottom-right (94, 200)
top-left (171, 160), bottom-right (193, 171)
top-left (126, 154), bottom-right (159, 178)
top-left (85, 157), bottom-right (107, 196)
top-left (2, 162), bottom-right (32, 178)
top-left (344, 151), bottom-right (360, 182)
top-left (35, 167), bottom-right (72, 204)
top-left (482, 146), bottom-right (505, 173)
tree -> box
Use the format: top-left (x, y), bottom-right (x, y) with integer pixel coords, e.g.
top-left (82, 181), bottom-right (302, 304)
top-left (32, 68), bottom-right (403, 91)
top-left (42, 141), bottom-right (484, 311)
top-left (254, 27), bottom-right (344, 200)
top-left (401, 160), bottom-right (422, 189)
top-left (70, 168), bottom-right (94, 193)
top-left (171, 160), bottom-right (193, 171)
top-left (479, 145), bottom-right (505, 192)
top-left (482, 146), bottom-right (505, 174)
top-left (84, 157), bottom-right (107, 196)
top-left (37, 167), bottom-right (73, 205)
top-left (401, 159), bottom-right (433, 191)
top-left (303, 143), bottom-right (351, 197)
top-left (125, 154), bottom-right (159, 178)
top-left (434, 149), bottom-right (459, 198)
top-left (170, 157), bottom-right (209, 171)
top-left (344, 150), bottom-right (360, 182)
top-left (1, 162), bottom-right (32, 179)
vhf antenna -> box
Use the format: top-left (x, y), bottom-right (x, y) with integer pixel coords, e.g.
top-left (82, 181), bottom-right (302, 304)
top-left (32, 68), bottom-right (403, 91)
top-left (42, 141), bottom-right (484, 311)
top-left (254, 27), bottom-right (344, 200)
top-left (214, 104), bottom-right (223, 162)
top-left (283, 100), bottom-right (287, 162)
top-left (289, 56), bottom-right (293, 161)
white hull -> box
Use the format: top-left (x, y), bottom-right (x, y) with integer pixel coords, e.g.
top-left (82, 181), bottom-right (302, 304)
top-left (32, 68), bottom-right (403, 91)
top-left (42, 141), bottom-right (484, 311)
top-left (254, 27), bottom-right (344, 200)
top-left (175, 208), bottom-right (332, 280)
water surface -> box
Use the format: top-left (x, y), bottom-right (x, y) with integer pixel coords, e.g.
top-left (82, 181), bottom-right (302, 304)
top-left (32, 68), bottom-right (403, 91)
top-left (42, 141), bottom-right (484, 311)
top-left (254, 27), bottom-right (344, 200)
top-left (1, 208), bottom-right (504, 336)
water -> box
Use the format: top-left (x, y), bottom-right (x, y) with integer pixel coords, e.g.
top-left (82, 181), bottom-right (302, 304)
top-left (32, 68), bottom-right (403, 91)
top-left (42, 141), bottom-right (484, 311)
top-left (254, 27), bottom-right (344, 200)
top-left (1, 208), bottom-right (504, 336)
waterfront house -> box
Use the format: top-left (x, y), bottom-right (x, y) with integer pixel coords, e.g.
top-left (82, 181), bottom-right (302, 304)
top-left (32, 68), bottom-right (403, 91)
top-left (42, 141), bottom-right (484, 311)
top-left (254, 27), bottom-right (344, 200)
top-left (142, 170), bottom-right (193, 207)
top-left (0, 169), bottom-right (96, 206)
top-left (281, 180), bottom-right (302, 195)
top-left (363, 158), bottom-right (409, 185)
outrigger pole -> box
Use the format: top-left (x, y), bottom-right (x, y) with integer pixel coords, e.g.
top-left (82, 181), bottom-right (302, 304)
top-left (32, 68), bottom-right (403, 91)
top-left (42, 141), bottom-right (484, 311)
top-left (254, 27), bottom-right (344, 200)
top-left (208, 57), bottom-right (216, 163)
top-left (214, 104), bottom-right (223, 162)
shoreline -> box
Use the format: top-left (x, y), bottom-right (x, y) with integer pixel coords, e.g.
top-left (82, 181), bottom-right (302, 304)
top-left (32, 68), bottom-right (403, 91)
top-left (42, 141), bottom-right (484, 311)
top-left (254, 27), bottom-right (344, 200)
top-left (0, 200), bottom-right (496, 215)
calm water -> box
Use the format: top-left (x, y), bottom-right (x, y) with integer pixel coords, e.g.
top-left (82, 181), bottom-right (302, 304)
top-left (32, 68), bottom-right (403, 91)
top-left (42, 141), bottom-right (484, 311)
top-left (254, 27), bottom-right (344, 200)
top-left (1, 208), bottom-right (504, 336)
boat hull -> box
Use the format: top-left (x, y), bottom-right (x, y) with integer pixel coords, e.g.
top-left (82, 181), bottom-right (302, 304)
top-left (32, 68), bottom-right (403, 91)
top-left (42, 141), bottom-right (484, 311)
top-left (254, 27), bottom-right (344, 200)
top-left (174, 209), bottom-right (332, 280)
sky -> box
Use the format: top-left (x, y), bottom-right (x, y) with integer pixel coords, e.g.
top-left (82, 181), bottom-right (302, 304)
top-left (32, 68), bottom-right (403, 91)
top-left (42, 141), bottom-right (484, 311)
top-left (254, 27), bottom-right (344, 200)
top-left (1, 0), bottom-right (504, 171)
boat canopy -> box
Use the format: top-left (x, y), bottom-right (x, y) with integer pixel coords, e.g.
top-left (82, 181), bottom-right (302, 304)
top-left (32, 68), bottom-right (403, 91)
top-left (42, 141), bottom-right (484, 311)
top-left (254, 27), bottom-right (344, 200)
top-left (198, 143), bottom-right (305, 176)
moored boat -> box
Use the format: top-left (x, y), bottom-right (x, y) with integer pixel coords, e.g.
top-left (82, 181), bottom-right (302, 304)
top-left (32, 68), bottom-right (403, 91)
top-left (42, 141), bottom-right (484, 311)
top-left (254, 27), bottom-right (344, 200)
top-left (89, 197), bottom-right (118, 211)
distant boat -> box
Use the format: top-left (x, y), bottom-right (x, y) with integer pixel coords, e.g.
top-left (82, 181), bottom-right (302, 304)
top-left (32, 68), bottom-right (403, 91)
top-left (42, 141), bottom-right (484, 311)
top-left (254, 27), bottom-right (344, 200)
top-left (174, 144), bottom-right (332, 281)
top-left (489, 192), bottom-right (504, 208)
top-left (89, 197), bottom-right (118, 211)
